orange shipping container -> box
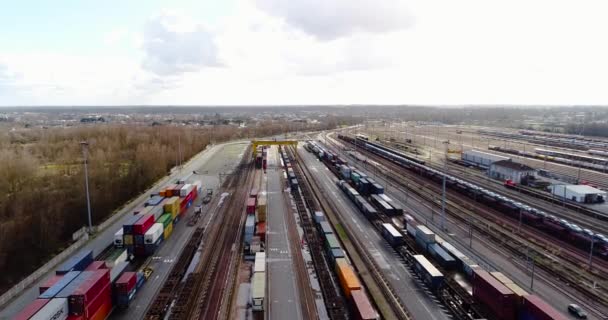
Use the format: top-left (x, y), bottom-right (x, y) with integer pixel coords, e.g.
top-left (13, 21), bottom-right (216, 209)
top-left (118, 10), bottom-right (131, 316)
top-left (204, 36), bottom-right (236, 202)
top-left (335, 258), bottom-right (361, 298)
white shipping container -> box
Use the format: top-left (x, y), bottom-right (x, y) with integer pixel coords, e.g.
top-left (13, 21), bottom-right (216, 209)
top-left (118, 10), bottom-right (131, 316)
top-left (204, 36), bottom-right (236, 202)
top-left (31, 298), bottom-right (68, 320)
top-left (254, 257), bottom-right (265, 273)
top-left (180, 184), bottom-right (193, 197)
top-left (251, 272), bottom-right (266, 311)
top-left (106, 249), bottom-right (127, 268)
top-left (415, 225), bottom-right (436, 244)
top-left (114, 228), bottom-right (124, 247)
top-left (144, 223), bottom-right (164, 244)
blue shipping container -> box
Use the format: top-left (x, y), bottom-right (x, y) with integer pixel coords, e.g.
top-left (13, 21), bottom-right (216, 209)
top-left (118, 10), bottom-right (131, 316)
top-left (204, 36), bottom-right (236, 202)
top-left (415, 236), bottom-right (430, 253)
top-left (371, 183), bottom-right (384, 194)
top-left (55, 249), bottom-right (93, 275)
top-left (330, 248), bottom-right (345, 263)
top-left (319, 221), bottom-right (333, 234)
top-left (136, 272), bottom-right (145, 289)
top-left (146, 195), bottom-right (164, 207)
top-left (39, 271), bottom-right (81, 299)
top-left (428, 243), bottom-right (457, 270)
top-left (412, 255), bottom-right (444, 291)
top-left (56, 271), bottom-right (95, 298)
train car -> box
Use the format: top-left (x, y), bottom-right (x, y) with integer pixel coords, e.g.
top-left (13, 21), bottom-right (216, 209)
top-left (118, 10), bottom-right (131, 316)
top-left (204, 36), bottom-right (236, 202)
top-left (520, 294), bottom-right (567, 320)
top-left (427, 243), bottom-right (457, 270)
top-left (472, 269), bottom-right (518, 320)
top-left (335, 258), bottom-right (362, 298)
top-left (319, 221), bottom-right (334, 235)
top-left (381, 223), bottom-right (404, 247)
top-left (350, 290), bottom-right (380, 320)
top-left (251, 272), bottom-right (266, 311)
top-left (412, 255), bottom-right (444, 291)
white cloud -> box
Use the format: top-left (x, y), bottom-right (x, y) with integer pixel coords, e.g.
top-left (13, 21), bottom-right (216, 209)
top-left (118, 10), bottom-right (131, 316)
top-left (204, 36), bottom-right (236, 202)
top-left (254, 0), bottom-right (413, 40)
top-left (142, 11), bottom-right (221, 76)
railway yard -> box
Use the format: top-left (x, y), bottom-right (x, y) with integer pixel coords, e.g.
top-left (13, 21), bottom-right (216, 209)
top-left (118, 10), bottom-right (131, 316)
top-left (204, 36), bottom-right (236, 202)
top-left (4, 124), bottom-right (608, 320)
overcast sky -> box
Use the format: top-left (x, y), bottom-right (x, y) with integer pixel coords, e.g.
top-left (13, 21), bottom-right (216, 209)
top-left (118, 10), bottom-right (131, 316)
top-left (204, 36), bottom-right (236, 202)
top-left (1, 0), bottom-right (607, 106)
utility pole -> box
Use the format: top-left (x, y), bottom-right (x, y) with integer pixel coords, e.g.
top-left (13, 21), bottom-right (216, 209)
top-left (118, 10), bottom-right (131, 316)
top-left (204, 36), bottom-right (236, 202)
top-left (80, 141), bottom-right (93, 233)
top-left (441, 140), bottom-right (449, 231)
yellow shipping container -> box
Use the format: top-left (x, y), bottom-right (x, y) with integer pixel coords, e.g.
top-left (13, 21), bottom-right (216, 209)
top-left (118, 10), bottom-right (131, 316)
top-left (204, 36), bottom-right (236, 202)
top-left (335, 258), bottom-right (361, 298)
top-left (163, 196), bottom-right (180, 218)
top-left (123, 234), bottom-right (134, 245)
top-left (164, 222), bottom-right (173, 240)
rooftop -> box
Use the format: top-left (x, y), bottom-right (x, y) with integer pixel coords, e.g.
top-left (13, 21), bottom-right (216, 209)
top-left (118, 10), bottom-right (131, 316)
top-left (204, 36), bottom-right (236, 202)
top-left (491, 159), bottom-right (535, 172)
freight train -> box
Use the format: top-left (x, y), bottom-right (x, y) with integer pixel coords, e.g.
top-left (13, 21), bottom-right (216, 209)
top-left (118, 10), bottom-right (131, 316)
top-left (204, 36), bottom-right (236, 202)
top-left (337, 136), bottom-right (608, 258)
top-left (280, 146), bottom-right (379, 320)
top-left (311, 138), bottom-right (566, 320)
top-left (15, 175), bottom-right (203, 320)
top-left (478, 129), bottom-right (604, 151)
top-left (489, 145), bottom-right (608, 173)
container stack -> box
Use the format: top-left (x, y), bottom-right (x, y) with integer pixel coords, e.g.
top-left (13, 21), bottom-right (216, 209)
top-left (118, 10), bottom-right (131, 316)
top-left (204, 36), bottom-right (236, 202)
top-left (157, 213), bottom-right (173, 240)
top-left (256, 194), bottom-right (267, 222)
top-left (244, 215), bottom-right (255, 244)
top-left (163, 196), bottom-right (180, 219)
top-left (251, 252), bottom-right (266, 312)
top-left (415, 225), bottom-right (436, 251)
top-left (144, 223), bottom-right (164, 255)
top-left (114, 272), bottom-right (137, 309)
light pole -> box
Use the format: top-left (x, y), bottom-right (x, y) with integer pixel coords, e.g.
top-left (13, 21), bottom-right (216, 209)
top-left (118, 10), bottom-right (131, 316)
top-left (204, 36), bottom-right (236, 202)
top-left (80, 141), bottom-right (93, 233)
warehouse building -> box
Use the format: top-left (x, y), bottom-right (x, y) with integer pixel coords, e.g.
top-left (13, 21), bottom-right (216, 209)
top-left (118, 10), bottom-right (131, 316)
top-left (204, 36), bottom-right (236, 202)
top-left (462, 150), bottom-right (510, 169)
top-left (489, 160), bottom-right (536, 184)
top-left (549, 184), bottom-right (607, 203)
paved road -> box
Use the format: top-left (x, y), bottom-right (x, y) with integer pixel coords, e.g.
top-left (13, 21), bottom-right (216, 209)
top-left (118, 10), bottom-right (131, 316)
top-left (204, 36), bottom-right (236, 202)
top-left (266, 146), bottom-right (303, 320)
top-left (0, 142), bottom-right (248, 319)
top-left (299, 147), bottom-right (451, 320)
top-left (322, 135), bottom-right (581, 319)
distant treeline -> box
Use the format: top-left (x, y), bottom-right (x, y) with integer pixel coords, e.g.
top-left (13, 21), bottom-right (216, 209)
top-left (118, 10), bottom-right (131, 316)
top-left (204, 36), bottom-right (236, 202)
top-left (0, 120), bottom-right (334, 293)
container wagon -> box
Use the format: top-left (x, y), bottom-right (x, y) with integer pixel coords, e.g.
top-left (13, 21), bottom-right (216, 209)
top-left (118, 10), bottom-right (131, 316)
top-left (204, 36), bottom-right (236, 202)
top-left (412, 255), bottom-right (444, 291)
top-left (350, 290), bottom-right (380, 320)
top-left (335, 258), bottom-right (362, 298)
top-left (381, 223), bottom-right (404, 247)
top-left (472, 269), bottom-right (517, 320)
top-left (251, 272), bottom-right (266, 311)
top-left (520, 294), bottom-right (567, 320)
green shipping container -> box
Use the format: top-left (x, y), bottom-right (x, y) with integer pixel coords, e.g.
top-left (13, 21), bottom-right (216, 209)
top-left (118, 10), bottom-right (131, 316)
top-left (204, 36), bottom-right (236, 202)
top-left (158, 214), bottom-right (172, 228)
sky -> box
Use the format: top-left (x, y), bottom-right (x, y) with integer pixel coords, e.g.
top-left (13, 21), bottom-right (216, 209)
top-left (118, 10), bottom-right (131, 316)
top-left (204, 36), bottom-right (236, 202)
top-left (0, 0), bottom-right (607, 106)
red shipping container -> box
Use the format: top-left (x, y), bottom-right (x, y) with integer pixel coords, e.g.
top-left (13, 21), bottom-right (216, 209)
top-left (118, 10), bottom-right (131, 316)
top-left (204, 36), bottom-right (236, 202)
top-left (472, 269), bottom-right (517, 320)
top-left (67, 316), bottom-right (83, 320)
top-left (520, 295), bottom-right (566, 320)
top-left (85, 261), bottom-right (107, 271)
top-left (39, 274), bottom-right (63, 294)
top-left (14, 299), bottom-right (49, 320)
top-left (133, 214), bottom-right (155, 234)
top-left (81, 282), bottom-right (111, 319)
top-left (246, 198), bottom-right (256, 214)
top-left (115, 272), bottom-right (137, 294)
top-left (250, 188), bottom-right (258, 201)
top-left (350, 290), bottom-right (378, 320)
top-left (88, 291), bottom-right (113, 320)
top-left (256, 222), bottom-right (266, 242)
top-left (68, 269), bottom-right (111, 315)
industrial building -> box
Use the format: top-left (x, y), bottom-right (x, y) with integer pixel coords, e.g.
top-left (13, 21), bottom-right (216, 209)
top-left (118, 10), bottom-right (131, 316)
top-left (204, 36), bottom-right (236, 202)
top-left (548, 184), bottom-right (607, 203)
top-left (489, 160), bottom-right (536, 184)
top-left (462, 150), bottom-right (511, 168)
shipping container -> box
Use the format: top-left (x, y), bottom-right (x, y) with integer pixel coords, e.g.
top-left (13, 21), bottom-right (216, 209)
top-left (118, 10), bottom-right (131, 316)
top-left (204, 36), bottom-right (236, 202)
top-left (40, 271), bottom-right (81, 299)
top-left (115, 272), bottom-right (137, 294)
top-left (110, 261), bottom-right (130, 283)
top-left (335, 258), bottom-right (361, 298)
top-left (30, 298), bottom-right (68, 320)
top-left (246, 198), bottom-right (256, 215)
top-left (144, 223), bottom-right (164, 244)
top-left (133, 214), bottom-right (155, 235)
top-left (472, 269), bottom-right (517, 320)
top-left (84, 261), bottom-right (107, 271)
top-left (330, 248), bottom-right (345, 264)
top-left (250, 188), bottom-right (258, 203)
top-left (122, 215), bottom-right (143, 235)
top-left (520, 295), bottom-right (566, 320)
top-left (406, 220), bottom-right (418, 238)
top-left (113, 228), bottom-right (124, 247)
top-left (319, 221), bottom-right (333, 235)
top-left (56, 250), bottom-right (93, 275)
top-left (325, 234), bottom-right (341, 252)
top-left (40, 275), bottom-right (63, 295)
top-left (157, 213), bottom-right (172, 228)
top-left (428, 243), bottom-right (457, 270)
top-left (147, 205), bottom-right (164, 220)
top-left (180, 184), bottom-right (194, 197)
top-left (412, 255), bottom-right (444, 291)
top-left (350, 290), bottom-right (379, 320)
top-left (163, 196), bottom-right (180, 218)
top-left (254, 253), bottom-right (266, 273)
top-left (105, 249), bottom-right (127, 268)
top-left (251, 272), bottom-right (265, 311)
top-left (145, 195), bottom-right (164, 207)
top-left (67, 270), bottom-right (111, 315)
top-left (255, 222), bottom-right (266, 242)
top-left (381, 223), bottom-right (404, 247)
top-left (87, 293), bottom-right (112, 320)
top-left (256, 195), bottom-right (267, 222)
top-left (314, 211), bottom-right (325, 224)
top-left (14, 299), bottom-right (49, 320)
top-left (415, 225), bottom-right (435, 244)
top-left (74, 282), bottom-right (111, 318)
top-left (370, 183), bottom-right (384, 195)
top-left (163, 221), bottom-right (174, 240)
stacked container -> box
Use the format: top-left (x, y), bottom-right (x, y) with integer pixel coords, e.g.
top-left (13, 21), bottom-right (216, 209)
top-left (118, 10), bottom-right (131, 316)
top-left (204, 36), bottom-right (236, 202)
top-left (115, 272), bottom-right (137, 309)
top-left (144, 223), bottom-right (164, 255)
top-left (29, 298), bottom-right (68, 320)
top-left (66, 269), bottom-right (111, 318)
top-left (255, 222), bottom-right (266, 242)
top-left (39, 275), bottom-right (64, 295)
top-left (335, 258), bottom-right (361, 298)
top-left (126, 214), bottom-right (155, 256)
top-left (14, 299), bottom-right (50, 320)
top-left (179, 184), bottom-right (196, 215)
top-left (244, 215), bottom-right (255, 244)
top-left (256, 194), bottom-right (267, 222)
top-left (39, 271), bottom-right (81, 299)
top-left (145, 195), bottom-right (164, 207)
top-left (158, 213), bottom-right (174, 240)
top-left (163, 196), bottom-right (180, 218)
top-left (472, 269), bottom-right (517, 320)
top-left (415, 225), bottom-right (436, 251)
top-left (56, 250), bottom-right (93, 275)
top-left (246, 198), bottom-right (256, 215)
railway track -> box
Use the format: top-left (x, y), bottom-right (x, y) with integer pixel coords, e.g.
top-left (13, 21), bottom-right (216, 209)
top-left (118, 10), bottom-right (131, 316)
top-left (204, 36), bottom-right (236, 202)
top-left (329, 135), bottom-right (608, 315)
top-left (166, 146), bottom-right (253, 320)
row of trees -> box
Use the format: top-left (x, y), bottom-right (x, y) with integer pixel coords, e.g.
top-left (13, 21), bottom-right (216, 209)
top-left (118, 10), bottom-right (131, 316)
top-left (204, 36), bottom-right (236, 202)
top-left (0, 120), bottom-right (331, 293)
